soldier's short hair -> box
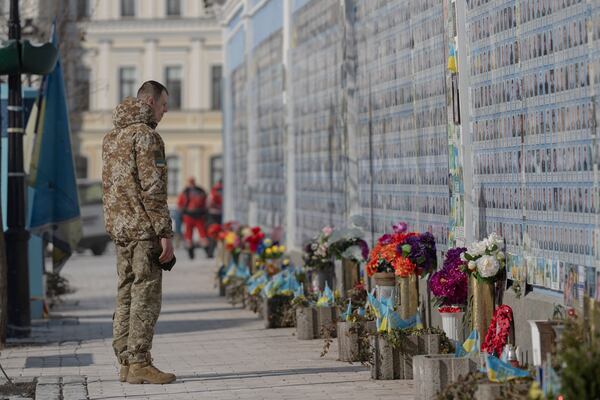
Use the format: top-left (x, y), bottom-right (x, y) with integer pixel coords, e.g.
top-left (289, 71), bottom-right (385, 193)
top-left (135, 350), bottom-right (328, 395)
top-left (137, 80), bottom-right (169, 100)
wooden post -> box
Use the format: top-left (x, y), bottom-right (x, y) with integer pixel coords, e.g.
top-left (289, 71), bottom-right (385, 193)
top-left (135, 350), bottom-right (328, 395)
top-left (397, 275), bottom-right (419, 319)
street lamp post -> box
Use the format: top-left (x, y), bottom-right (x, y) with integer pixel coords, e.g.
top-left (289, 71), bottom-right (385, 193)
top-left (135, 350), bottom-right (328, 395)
top-left (5, 0), bottom-right (31, 337)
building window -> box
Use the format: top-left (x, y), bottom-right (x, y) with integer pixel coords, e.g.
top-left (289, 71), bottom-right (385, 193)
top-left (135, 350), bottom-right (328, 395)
top-left (165, 66), bottom-right (182, 110)
top-left (121, 0), bottom-right (135, 17)
top-left (167, 155), bottom-right (180, 196)
top-left (210, 155), bottom-right (223, 187)
top-left (166, 0), bottom-right (181, 16)
top-left (211, 65), bottom-right (222, 110)
top-left (76, 67), bottom-right (90, 111)
top-left (119, 67), bottom-right (136, 101)
top-left (77, 0), bottom-right (89, 19)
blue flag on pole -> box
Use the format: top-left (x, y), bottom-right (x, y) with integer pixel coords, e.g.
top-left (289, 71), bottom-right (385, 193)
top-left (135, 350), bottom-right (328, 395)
top-left (28, 23), bottom-right (82, 271)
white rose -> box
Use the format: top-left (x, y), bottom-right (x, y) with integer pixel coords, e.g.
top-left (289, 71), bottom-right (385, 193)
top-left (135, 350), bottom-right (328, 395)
top-left (468, 260), bottom-right (477, 271)
top-left (476, 255), bottom-right (500, 278)
top-left (468, 240), bottom-right (487, 257)
top-left (487, 233), bottom-right (503, 249)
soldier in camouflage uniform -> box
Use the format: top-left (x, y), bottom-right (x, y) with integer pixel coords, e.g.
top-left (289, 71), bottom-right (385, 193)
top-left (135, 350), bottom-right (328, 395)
top-left (102, 80), bottom-right (176, 384)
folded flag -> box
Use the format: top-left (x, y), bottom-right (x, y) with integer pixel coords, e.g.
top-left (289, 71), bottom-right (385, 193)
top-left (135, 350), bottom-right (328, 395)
top-left (415, 310), bottom-right (424, 330)
top-left (379, 308), bottom-right (417, 333)
top-left (485, 354), bottom-right (530, 383)
top-left (341, 300), bottom-right (352, 321)
top-left (366, 291), bottom-right (385, 320)
top-left (456, 329), bottom-right (480, 357)
top-left (316, 282), bottom-right (335, 307)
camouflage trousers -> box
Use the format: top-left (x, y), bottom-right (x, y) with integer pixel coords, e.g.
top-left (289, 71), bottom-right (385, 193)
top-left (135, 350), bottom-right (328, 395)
top-left (113, 239), bottom-right (163, 365)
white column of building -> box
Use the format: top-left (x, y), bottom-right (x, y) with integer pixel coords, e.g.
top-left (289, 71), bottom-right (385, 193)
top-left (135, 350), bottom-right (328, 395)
top-left (189, 0), bottom-right (202, 17)
top-left (189, 38), bottom-right (204, 110)
top-left (144, 39), bottom-right (158, 82)
top-left (97, 39), bottom-right (112, 110)
top-left (96, 0), bottom-right (111, 19)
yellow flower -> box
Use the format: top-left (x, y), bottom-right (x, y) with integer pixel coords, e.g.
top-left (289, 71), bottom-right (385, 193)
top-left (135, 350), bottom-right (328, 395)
top-left (264, 238), bottom-right (273, 246)
top-left (278, 245), bottom-right (286, 253)
top-left (282, 258), bottom-right (290, 266)
top-left (265, 248), bottom-right (272, 256)
top-left (224, 232), bottom-right (237, 245)
top-left (528, 382), bottom-right (543, 400)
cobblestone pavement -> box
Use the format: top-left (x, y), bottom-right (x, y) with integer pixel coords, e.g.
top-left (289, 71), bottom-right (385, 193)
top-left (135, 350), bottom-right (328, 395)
top-left (2, 246), bottom-right (414, 399)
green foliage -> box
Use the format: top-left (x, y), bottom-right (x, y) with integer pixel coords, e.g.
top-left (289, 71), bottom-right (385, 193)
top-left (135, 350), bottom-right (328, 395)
top-left (557, 320), bottom-right (600, 400)
top-left (380, 326), bottom-right (455, 355)
top-left (435, 372), bottom-right (531, 400)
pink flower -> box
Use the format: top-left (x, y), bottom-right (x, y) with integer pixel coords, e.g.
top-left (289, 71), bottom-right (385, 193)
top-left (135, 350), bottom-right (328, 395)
top-left (322, 226), bottom-right (333, 236)
top-left (392, 222), bottom-right (408, 234)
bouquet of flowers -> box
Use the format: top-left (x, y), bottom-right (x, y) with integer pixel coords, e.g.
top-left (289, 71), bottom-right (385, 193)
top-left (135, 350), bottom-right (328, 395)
top-left (244, 226), bottom-right (265, 253)
top-left (303, 226), bottom-right (334, 270)
top-left (327, 226), bottom-right (370, 264)
top-left (255, 238), bottom-right (288, 275)
top-left (461, 232), bottom-right (505, 282)
top-left (429, 247), bottom-right (468, 306)
top-left (366, 222), bottom-right (437, 277)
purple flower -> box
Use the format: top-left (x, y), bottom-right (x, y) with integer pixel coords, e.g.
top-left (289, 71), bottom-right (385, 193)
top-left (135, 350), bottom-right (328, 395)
top-left (392, 222), bottom-right (408, 234)
top-left (357, 239), bottom-right (370, 260)
top-left (420, 232), bottom-right (436, 251)
top-left (378, 234), bottom-right (393, 245)
top-left (429, 247), bottom-right (468, 306)
top-left (405, 235), bottom-right (425, 260)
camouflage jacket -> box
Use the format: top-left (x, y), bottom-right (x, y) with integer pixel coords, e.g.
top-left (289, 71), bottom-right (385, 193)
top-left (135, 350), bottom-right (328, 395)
top-left (102, 97), bottom-right (173, 244)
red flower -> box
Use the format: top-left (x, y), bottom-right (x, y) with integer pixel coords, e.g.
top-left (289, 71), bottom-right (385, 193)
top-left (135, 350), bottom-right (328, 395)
top-left (481, 305), bottom-right (513, 357)
top-left (207, 224), bottom-right (222, 240)
top-left (438, 306), bottom-right (463, 313)
top-left (245, 226), bottom-right (265, 253)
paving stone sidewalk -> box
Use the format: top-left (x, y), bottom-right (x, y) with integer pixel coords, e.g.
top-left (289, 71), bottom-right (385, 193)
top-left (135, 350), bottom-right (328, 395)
top-left (1, 246), bottom-right (414, 399)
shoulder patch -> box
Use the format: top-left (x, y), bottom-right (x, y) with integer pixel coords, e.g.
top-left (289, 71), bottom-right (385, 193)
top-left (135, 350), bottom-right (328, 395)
top-left (154, 150), bottom-right (166, 168)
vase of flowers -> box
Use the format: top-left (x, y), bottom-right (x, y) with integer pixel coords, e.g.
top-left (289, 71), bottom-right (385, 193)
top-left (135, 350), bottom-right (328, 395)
top-left (430, 247), bottom-right (469, 341)
top-left (304, 227), bottom-right (335, 292)
top-left (366, 222), bottom-right (436, 307)
top-left (395, 227), bottom-right (437, 318)
top-left (461, 232), bottom-right (505, 339)
top-left (438, 306), bottom-right (465, 342)
top-left (328, 223), bottom-right (369, 296)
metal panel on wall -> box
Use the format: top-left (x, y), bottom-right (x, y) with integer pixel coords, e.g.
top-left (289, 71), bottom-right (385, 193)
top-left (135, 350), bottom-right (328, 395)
top-left (252, 30), bottom-right (286, 230)
top-left (230, 62), bottom-right (250, 223)
top-left (290, 0), bottom-right (348, 246)
top-left (464, 0), bottom-right (600, 304)
top-left (354, 0), bottom-right (450, 249)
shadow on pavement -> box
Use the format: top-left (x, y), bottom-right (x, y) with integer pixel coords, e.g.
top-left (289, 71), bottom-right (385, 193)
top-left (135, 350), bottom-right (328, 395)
top-left (176, 365), bottom-right (368, 382)
top-left (25, 353), bottom-right (94, 368)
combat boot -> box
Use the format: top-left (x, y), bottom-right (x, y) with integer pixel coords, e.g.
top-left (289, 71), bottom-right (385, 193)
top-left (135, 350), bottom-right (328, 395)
top-left (119, 363), bottom-right (129, 382)
top-left (126, 361), bottom-right (176, 384)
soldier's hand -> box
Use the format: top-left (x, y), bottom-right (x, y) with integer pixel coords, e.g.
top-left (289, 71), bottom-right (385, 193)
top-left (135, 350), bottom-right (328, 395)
top-left (159, 237), bottom-right (174, 263)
